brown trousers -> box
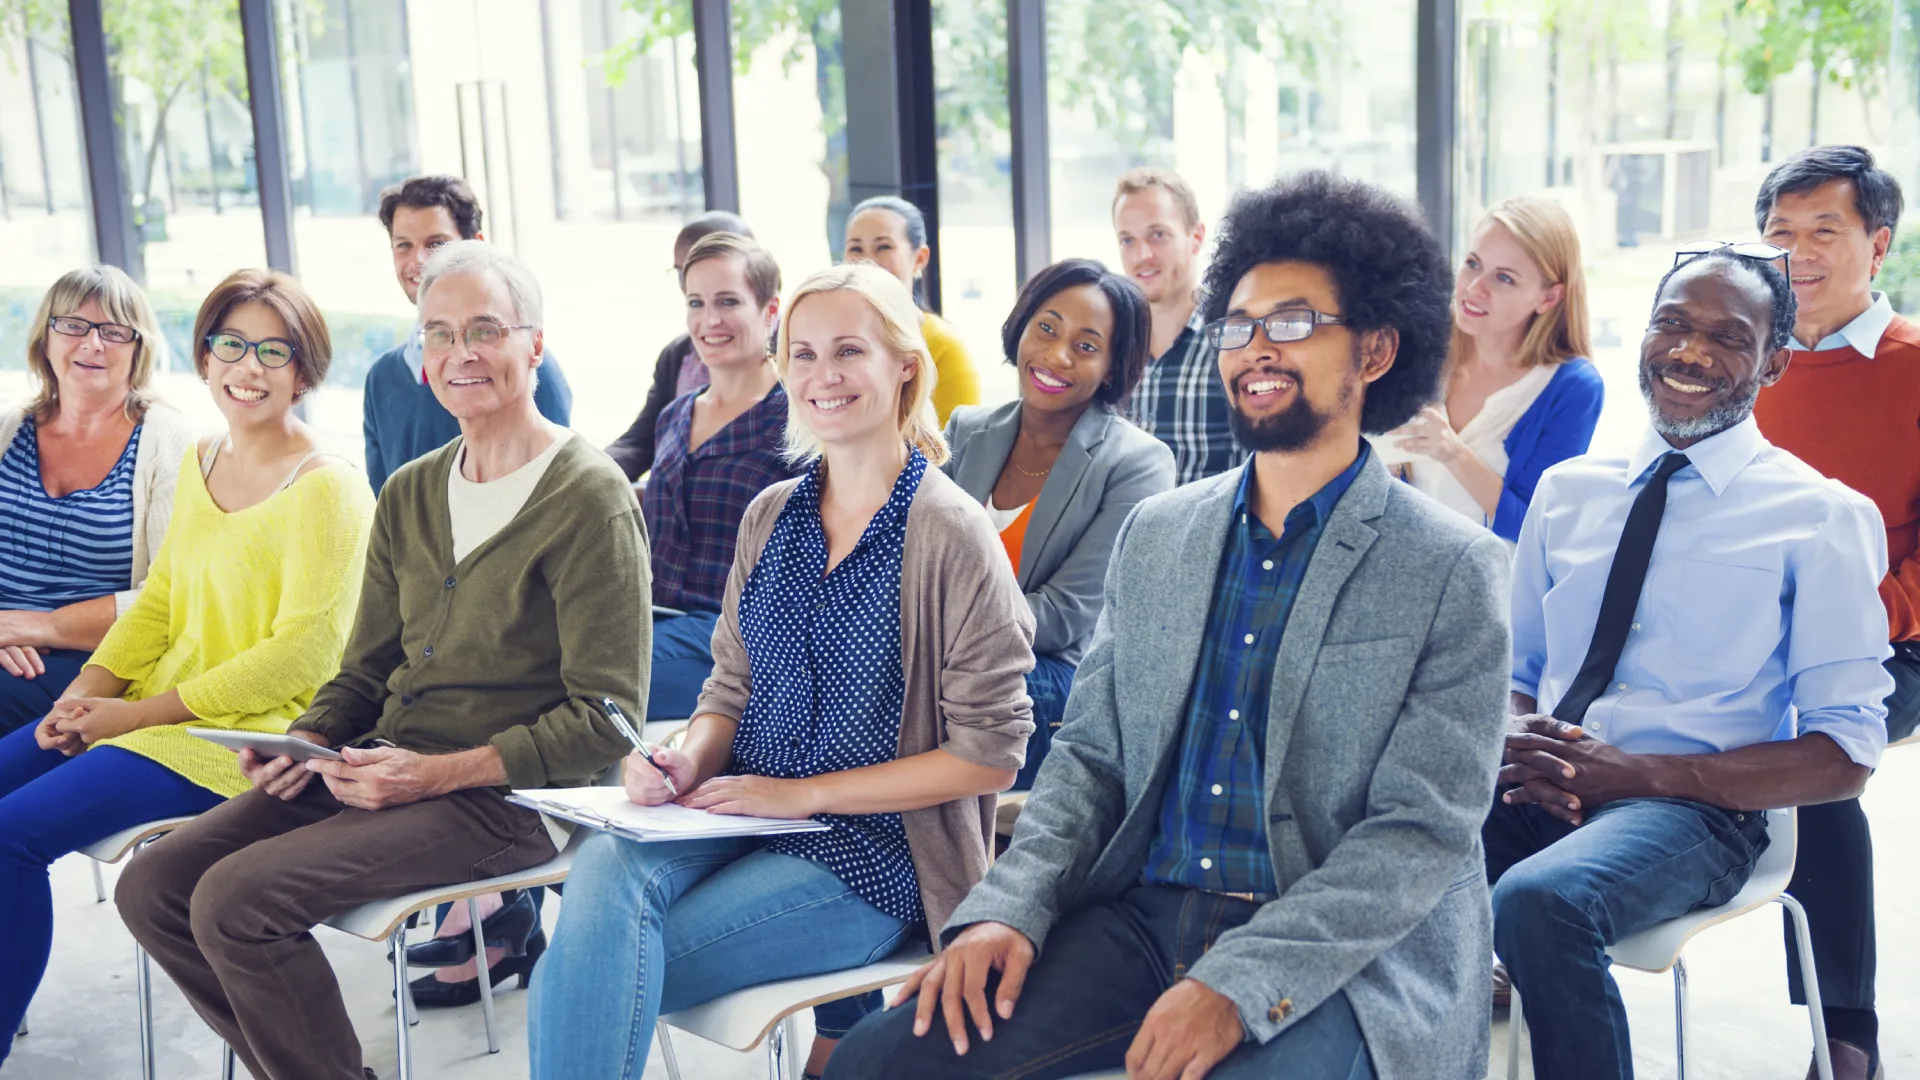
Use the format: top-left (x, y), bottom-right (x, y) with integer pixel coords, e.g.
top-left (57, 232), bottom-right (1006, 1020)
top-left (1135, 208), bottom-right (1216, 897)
top-left (116, 782), bottom-right (557, 1080)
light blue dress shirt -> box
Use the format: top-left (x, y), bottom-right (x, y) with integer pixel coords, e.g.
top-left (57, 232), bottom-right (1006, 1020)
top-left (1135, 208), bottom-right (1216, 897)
top-left (1788, 291), bottom-right (1893, 356)
top-left (1511, 415), bottom-right (1893, 768)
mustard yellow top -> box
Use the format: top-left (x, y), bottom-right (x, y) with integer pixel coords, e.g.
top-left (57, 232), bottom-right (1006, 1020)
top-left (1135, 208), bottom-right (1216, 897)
top-left (88, 446), bottom-right (375, 796)
top-left (922, 312), bottom-right (982, 425)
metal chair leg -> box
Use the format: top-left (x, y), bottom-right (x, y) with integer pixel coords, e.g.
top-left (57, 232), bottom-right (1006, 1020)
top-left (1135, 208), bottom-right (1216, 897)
top-left (1506, 985), bottom-right (1524, 1080)
top-left (1781, 894), bottom-right (1834, 1080)
top-left (390, 923), bottom-right (414, 1080)
top-left (222, 1044), bottom-right (237, 1080)
top-left (91, 859), bottom-right (107, 903)
top-left (469, 896), bottom-right (500, 1054)
top-left (1671, 956), bottom-right (1688, 1080)
top-left (13, 1020), bottom-right (24, 1037)
top-left (657, 1025), bottom-right (684, 1080)
top-left (764, 1016), bottom-right (787, 1080)
top-left (137, 940), bottom-right (157, 1080)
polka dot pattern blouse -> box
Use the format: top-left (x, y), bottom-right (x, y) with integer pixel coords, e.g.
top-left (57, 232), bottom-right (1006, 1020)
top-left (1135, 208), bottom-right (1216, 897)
top-left (732, 448), bottom-right (929, 924)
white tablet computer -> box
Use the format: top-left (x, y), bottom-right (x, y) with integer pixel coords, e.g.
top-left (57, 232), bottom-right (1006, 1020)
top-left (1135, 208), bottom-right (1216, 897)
top-left (187, 729), bottom-right (344, 762)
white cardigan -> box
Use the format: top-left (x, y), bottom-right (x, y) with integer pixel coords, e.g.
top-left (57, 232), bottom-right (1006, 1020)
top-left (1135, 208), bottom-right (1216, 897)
top-left (0, 401), bottom-right (199, 616)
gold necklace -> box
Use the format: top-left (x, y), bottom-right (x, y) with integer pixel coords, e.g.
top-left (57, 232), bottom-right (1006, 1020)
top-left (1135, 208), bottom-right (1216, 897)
top-left (1012, 459), bottom-right (1052, 478)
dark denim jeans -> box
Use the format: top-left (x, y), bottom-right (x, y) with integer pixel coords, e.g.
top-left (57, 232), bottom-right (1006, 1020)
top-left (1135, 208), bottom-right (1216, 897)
top-left (1486, 797), bottom-right (1768, 1080)
top-left (827, 884), bottom-right (1376, 1080)
top-left (1013, 655), bottom-right (1076, 791)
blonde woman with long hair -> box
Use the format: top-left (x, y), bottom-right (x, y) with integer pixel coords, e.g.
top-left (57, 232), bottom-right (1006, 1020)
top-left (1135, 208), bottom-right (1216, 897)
top-left (1391, 196), bottom-right (1603, 540)
top-left (529, 263), bottom-right (1034, 1080)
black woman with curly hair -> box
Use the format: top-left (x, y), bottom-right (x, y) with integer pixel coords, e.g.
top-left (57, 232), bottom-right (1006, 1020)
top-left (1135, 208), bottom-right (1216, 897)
top-left (828, 171), bottom-right (1512, 1080)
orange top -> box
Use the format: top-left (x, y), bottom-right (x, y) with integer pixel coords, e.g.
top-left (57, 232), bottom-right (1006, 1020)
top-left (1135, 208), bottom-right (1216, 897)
top-left (1753, 314), bottom-right (1920, 641)
top-left (996, 499), bottom-right (1037, 576)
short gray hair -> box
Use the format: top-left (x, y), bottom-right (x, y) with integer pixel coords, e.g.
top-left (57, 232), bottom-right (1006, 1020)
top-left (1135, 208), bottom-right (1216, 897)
top-left (416, 240), bottom-right (544, 329)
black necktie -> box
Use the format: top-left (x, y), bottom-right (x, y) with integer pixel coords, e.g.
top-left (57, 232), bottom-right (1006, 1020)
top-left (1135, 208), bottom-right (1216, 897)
top-left (1553, 452), bottom-right (1692, 725)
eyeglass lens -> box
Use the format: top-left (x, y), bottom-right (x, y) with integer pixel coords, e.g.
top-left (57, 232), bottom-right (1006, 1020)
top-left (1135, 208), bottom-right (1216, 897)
top-left (51, 316), bottom-right (138, 345)
top-left (208, 333), bottom-right (296, 367)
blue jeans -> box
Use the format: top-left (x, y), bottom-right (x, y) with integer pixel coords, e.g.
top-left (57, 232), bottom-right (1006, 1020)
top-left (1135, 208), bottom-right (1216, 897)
top-left (1485, 797), bottom-right (1768, 1080)
top-left (1013, 655), bottom-right (1075, 791)
top-left (828, 884), bottom-right (1376, 1079)
top-left (527, 831), bottom-right (916, 1080)
top-left (0, 723), bottom-right (224, 1058)
top-left (0, 647), bottom-right (90, 735)
top-left (647, 610), bottom-right (721, 721)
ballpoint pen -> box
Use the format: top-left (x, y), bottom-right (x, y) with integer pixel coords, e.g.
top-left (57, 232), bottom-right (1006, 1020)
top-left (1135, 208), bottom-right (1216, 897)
top-left (601, 697), bottom-right (679, 798)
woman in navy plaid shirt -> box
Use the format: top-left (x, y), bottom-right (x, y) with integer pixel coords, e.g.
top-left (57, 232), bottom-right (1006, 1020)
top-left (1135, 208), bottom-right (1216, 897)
top-left (642, 233), bottom-right (801, 720)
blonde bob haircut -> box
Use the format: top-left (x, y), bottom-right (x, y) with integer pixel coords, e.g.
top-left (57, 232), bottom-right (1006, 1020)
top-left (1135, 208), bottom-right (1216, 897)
top-left (25, 265), bottom-right (165, 423)
top-left (1451, 195), bottom-right (1592, 371)
top-left (774, 263), bottom-right (948, 466)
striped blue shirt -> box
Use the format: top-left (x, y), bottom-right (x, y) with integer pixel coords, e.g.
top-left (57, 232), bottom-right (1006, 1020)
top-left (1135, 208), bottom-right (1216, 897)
top-left (0, 416), bottom-right (142, 611)
top-left (1142, 444), bottom-right (1368, 896)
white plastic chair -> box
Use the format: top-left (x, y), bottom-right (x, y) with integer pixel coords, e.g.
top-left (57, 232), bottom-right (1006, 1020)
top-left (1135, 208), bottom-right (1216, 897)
top-left (1506, 807), bottom-right (1833, 1080)
top-left (655, 945), bottom-right (931, 1080)
top-left (74, 816), bottom-right (241, 1080)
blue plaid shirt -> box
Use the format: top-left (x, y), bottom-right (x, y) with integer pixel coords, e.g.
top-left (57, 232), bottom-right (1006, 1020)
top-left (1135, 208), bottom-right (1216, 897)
top-left (1127, 309), bottom-right (1242, 485)
top-left (1142, 444), bottom-right (1370, 896)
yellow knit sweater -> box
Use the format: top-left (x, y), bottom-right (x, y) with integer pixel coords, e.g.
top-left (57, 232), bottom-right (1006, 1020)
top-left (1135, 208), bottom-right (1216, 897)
top-left (922, 312), bottom-right (982, 426)
top-left (87, 447), bottom-right (375, 796)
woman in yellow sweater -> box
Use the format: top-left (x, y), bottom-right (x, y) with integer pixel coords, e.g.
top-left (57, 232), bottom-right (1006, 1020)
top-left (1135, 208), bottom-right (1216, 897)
top-left (843, 195), bottom-right (982, 424)
top-left (0, 269), bottom-right (373, 1055)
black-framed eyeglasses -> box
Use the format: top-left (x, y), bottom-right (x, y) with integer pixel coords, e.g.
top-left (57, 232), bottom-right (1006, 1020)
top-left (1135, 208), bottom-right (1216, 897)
top-left (49, 315), bottom-right (139, 345)
top-left (418, 322), bottom-right (534, 353)
top-left (205, 332), bottom-right (298, 368)
top-left (1204, 308), bottom-right (1346, 350)
top-left (1674, 240), bottom-right (1791, 279)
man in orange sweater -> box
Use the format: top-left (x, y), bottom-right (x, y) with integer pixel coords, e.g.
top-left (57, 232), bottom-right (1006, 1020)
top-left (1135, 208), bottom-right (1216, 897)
top-left (1754, 144), bottom-right (1918, 1080)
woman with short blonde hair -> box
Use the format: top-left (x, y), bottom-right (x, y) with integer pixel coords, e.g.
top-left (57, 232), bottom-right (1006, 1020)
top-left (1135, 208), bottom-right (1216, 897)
top-left (1389, 195), bottom-right (1603, 541)
top-left (531, 264), bottom-right (1034, 1080)
top-left (0, 267), bottom-right (195, 734)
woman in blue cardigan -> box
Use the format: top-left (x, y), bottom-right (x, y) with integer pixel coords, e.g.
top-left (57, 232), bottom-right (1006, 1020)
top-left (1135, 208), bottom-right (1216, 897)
top-left (1390, 196), bottom-right (1603, 541)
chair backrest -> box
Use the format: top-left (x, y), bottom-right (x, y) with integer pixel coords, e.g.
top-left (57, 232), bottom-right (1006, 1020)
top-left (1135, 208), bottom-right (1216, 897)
top-left (1747, 804), bottom-right (1798, 893)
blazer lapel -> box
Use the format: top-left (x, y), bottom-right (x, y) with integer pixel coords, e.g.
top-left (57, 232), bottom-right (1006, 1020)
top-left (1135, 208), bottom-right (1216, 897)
top-left (952, 402), bottom-right (1021, 503)
top-left (1019, 409), bottom-right (1107, 586)
top-left (1260, 457), bottom-right (1390, 809)
top-left (1130, 470), bottom-right (1240, 792)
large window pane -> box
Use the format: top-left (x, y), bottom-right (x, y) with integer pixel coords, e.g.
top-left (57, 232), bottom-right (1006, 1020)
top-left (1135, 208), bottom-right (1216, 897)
top-left (0, 3), bottom-right (95, 394)
top-left (933, 0), bottom-right (1016, 403)
top-left (1457, 0), bottom-right (1915, 459)
top-left (732, 3), bottom-right (847, 282)
top-left (1045, 0), bottom-right (1418, 266)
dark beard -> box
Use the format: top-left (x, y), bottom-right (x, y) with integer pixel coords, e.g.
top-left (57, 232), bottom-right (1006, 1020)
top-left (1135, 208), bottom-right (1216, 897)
top-left (1227, 353), bottom-right (1359, 453)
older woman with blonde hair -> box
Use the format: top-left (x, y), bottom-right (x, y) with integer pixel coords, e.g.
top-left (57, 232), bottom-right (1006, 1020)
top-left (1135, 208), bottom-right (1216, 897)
top-left (0, 267), bottom-right (196, 732)
top-left (529, 262), bottom-right (1035, 1080)
top-left (1389, 194), bottom-right (1603, 541)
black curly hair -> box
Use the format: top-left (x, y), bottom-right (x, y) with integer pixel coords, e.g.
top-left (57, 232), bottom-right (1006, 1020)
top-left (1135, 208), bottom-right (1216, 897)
top-left (1200, 171), bottom-right (1453, 434)
top-left (1649, 249), bottom-right (1797, 355)
top-left (1000, 258), bottom-right (1152, 409)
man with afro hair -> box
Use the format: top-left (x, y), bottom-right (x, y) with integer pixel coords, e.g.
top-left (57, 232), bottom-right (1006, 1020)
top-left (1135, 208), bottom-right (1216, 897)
top-left (826, 171), bottom-right (1513, 1080)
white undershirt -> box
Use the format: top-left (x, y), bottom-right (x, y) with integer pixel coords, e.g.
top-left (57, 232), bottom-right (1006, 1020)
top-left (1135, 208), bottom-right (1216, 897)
top-left (446, 430), bottom-right (571, 563)
top-left (1404, 363), bottom-right (1556, 529)
top-left (983, 494), bottom-right (1030, 532)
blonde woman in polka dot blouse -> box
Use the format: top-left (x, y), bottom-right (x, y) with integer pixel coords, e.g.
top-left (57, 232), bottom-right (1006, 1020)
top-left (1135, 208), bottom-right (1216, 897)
top-left (530, 264), bottom-right (1036, 1080)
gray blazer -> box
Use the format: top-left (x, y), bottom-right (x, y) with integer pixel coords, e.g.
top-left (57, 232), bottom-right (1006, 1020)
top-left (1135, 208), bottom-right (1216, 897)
top-left (947, 453), bottom-right (1511, 1080)
top-left (942, 402), bottom-right (1175, 663)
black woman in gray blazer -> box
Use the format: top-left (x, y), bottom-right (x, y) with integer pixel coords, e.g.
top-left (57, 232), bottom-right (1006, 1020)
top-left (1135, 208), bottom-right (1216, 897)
top-left (942, 259), bottom-right (1175, 788)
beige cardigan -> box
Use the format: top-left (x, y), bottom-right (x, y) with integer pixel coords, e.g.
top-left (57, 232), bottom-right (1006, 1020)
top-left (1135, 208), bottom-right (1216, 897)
top-left (0, 402), bottom-right (198, 616)
top-left (699, 463), bottom-right (1036, 937)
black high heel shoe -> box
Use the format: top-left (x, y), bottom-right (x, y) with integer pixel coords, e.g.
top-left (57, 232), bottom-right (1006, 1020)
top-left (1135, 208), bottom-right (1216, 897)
top-left (401, 928), bottom-right (547, 1009)
top-left (403, 889), bottom-right (537, 968)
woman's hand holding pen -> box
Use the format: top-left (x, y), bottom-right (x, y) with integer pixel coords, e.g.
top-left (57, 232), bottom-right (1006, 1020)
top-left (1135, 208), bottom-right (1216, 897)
top-left (622, 746), bottom-right (699, 807)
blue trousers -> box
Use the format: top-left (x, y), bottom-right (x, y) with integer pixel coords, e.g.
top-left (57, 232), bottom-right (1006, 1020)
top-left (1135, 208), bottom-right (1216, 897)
top-left (1485, 797), bottom-right (1768, 1080)
top-left (0, 723), bottom-right (224, 1059)
top-left (0, 648), bottom-right (91, 736)
top-left (527, 832), bottom-right (915, 1079)
top-left (828, 884), bottom-right (1376, 1079)
top-left (1013, 655), bottom-right (1075, 791)
top-left (647, 611), bottom-right (721, 722)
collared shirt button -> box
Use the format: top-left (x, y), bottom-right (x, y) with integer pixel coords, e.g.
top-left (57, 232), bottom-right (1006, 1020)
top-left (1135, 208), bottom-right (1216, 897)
top-left (1200, 857), bottom-right (1213, 870)
top-left (422, 646), bottom-right (433, 658)
top-left (1243, 633), bottom-right (1255, 645)
top-left (1616, 682), bottom-right (1628, 692)
top-left (1228, 709), bottom-right (1240, 720)
top-left (1262, 559), bottom-right (1274, 571)
top-left (1631, 622), bottom-right (1641, 631)
top-left (1212, 784), bottom-right (1224, 796)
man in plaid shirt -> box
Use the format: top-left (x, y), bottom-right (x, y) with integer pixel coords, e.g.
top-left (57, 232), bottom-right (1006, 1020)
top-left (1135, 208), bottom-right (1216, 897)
top-left (1114, 167), bottom-right (1244, 483)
